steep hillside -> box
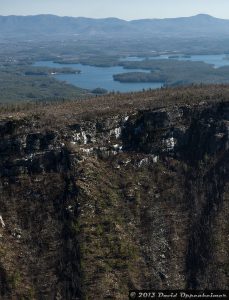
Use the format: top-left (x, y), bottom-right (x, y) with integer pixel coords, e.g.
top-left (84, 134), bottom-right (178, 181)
top-left (0, 86), bottom-right (228, 299)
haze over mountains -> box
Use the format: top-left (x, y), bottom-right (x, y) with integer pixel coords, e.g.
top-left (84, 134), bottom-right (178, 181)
top-left (1, 14), bottom-right (229, 40)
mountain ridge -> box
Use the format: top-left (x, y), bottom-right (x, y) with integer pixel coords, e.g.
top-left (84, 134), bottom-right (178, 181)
top-left (1, 14), bottom-right (229, 40)
top-left (0, 13), bottom-right (224, 21)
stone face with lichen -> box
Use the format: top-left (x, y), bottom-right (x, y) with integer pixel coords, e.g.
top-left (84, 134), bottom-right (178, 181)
top-left (0, 94), bottom-right (228, 299)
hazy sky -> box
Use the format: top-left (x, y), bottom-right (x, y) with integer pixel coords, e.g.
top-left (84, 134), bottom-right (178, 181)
top-left (1, 0), bottom-right (229, 20)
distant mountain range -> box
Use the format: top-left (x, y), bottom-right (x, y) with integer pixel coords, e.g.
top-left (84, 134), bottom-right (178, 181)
top-left (1, 14), bottom-right (229, 40)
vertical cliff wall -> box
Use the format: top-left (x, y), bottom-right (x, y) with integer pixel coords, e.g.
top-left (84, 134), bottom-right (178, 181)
top-left (0, 100), bottom-right (228, 299)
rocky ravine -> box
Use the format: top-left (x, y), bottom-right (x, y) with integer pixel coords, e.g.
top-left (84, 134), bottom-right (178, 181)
top-left (0, 98), bottom-right (228, 299)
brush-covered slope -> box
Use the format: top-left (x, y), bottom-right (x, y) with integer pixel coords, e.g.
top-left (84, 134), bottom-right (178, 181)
top-left (0, 86), bottom-right (228, 299)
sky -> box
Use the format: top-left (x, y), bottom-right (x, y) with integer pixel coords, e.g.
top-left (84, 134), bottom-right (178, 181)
top-left (1, 0), bottom-right (229, 20)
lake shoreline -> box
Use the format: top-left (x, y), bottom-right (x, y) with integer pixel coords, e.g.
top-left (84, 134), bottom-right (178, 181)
top-left (33, 54), bottom-right (229, 92)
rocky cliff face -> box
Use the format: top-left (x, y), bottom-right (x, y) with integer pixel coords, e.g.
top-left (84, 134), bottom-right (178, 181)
top-left (0, 95), bottom-right (228, 299)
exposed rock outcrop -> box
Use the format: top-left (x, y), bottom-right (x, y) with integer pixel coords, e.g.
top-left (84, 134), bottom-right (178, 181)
top-left (0, 91), bottom-right (228, 299)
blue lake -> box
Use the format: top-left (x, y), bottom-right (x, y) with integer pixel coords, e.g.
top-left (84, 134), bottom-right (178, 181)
top-left (33, 61), bottom-right (163, 92)
top-left (34, 54), bottom-right (229, 92)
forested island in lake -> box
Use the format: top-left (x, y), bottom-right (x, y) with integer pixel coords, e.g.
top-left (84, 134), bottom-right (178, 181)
top-left (113, 59), bottom-right (229, 86)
